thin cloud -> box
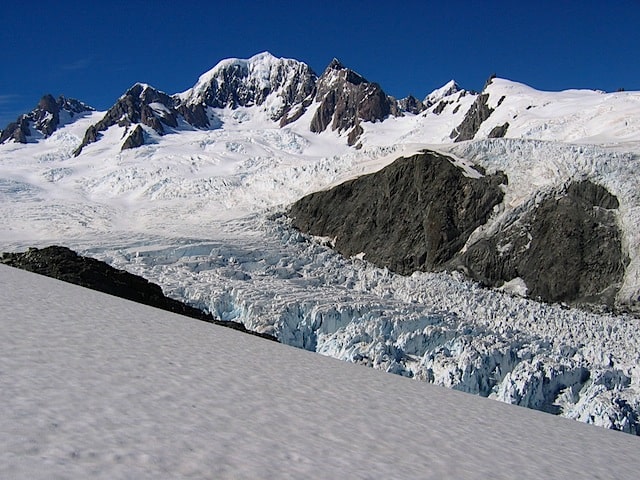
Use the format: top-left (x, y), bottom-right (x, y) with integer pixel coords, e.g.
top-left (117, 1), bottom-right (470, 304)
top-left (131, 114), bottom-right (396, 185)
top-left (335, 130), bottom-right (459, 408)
top-left (61, 57), bottom-right (93, 71)
top-left (0, 94), bottom-right (21, 105)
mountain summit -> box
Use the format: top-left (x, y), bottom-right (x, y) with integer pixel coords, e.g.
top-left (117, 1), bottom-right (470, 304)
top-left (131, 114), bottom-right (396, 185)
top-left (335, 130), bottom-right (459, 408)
top-left (0, 94), bottom-right (93, 144)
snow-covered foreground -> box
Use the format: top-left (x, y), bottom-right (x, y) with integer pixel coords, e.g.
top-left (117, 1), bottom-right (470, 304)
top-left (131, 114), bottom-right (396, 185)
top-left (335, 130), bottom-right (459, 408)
top-left (1, 264), bottom-right (638, 479)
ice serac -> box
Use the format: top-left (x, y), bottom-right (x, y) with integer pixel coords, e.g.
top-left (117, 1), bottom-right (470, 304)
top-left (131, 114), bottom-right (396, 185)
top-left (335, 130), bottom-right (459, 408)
top-left (0, 94), bottom-right (94, 144)
top-left (310, 59), bottom-right (400, 146)
top-left (177, 52), bottom-right (317, 126)
top-left (74, 83), bottom-right (178, 154)
top-left (289, 150), bottom-right (507, 274)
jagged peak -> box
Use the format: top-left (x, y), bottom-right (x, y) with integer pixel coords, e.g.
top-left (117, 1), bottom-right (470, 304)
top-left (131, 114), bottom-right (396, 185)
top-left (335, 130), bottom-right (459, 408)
top-left (327, 58), bottom-right (344, 70)
top-left (122, 82), bottom-right (166, 99)
top-left (318, 58), bottom-right (367, 87)
top-left (424, 80), bottom-right (462, 105)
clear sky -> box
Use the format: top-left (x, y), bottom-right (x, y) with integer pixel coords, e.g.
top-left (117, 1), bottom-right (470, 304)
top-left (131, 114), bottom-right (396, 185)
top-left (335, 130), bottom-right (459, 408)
top-left (1, 0), bottom-right (639, 126)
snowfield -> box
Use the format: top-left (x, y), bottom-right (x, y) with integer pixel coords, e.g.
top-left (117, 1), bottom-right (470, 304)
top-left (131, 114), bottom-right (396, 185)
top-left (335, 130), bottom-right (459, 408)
top-left (1, 265), bottom-right (639, 479)
top-left (2, 60), bottom-right (640, 439)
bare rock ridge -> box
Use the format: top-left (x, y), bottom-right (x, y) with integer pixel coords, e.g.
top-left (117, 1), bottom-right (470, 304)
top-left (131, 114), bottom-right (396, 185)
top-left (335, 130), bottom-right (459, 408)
top-left (0, 246), bottom-right (276, 341)
top-left (73, 83), bottom-right (180, 155)
top-left (0, 94), bottom-right (93, 144)
top-left (453, 180), bottom-right (627, 307)
top-left (450, 93), bottom-right (494, 142)
top-left (289, 150), bottom-right (626, 307)
top-left (449, 76), bottom-right (506, 142)
top-left (8, 53), bottom-right (413, 154)
top-left (289, 150), bottom-right (507, 274)
top-left (310, 58), bottom-right (401, 146)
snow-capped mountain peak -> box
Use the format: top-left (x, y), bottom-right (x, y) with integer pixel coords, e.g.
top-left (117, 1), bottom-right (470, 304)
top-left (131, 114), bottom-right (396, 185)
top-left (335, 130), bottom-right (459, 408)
top-left (176, 51), bottom-right (317, 125)
top-left (424, 79), bottom-right (462, 106)
top-left (0, 94), bottom-right (93, 144)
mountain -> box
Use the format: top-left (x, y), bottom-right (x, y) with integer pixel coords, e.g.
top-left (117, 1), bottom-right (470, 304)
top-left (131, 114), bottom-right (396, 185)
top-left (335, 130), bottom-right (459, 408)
top-left (309, 58), bottom-right (401, 146)
top-left (2, 52), bottom-right (640, 435)
top-left (177, 51), bottom-right (317, 126)
top-left (0, 94), bottom-right (93, 144)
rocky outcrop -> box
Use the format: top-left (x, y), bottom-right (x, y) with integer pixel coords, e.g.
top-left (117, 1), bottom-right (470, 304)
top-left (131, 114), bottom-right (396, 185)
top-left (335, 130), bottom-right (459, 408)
top-left (289, 150), bottom-right (506, 275)
top-left (0, 246), bottom-right (276, 340)
top-left (74, 83), bottom-right (178, 154)
top-left (290, 150), bottom-right (627, 308)
top-left (0, 117), bottom-right (30, 144)
top-left (121, 125), bottom-right (145, 150)
top-left (488, 122), bottom-right (509, 138)
top-left (452, 180), bottom-right (627, 306)
top-left (309, 59), bottom-right (400, 145)
top-left (450, 93), bottom-right (494, 142)
top-left (0, 94), bottom-right (93, 144)
top-left (398, 95), bottom-right (426, 114)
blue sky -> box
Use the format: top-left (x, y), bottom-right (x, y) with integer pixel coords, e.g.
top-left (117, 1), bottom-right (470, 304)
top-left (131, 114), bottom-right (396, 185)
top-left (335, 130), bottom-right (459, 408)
top-left (1, 0), bottom-right (639, 126)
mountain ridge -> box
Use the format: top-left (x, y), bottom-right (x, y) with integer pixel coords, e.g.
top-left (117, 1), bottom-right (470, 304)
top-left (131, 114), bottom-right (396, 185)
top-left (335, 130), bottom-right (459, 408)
top-left (3, 52), bottom-right (639, 151)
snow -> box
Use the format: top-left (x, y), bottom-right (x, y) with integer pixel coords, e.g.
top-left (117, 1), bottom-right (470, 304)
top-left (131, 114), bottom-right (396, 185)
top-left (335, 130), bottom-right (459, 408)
top-left (423, 79), bottom-right (460, 105)
top-left (3, 67), bottom-right (640, 437)
top-left (1, 264), bottom-right (638, 479)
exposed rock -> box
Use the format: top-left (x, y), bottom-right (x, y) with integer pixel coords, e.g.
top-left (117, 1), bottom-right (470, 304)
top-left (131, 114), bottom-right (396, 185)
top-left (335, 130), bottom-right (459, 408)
top-left (451, 180), bottom-right (627, 306)
top-left (398, 95), bottom-right (426, 114)
top-left (488, 122), bottom-right (509, 138)
top-left (0, 246), bottom-right (276, 341)
top-left (289, 150), bottom-right (506, 275)
top-left (121, 125), bottom-right (145, 150)
top-left (74, 83), bottom-right (178, 155)
top-left (450, 93), bottom-right (494, 142)
top-left (309, 59), bottom-right (398, 144)
top-left (178, 52), bottom-right (317, 124)
top-left (0, 117), bottom-right (30, 144)
top-left (290, 148), bottom-right (627, 308)
top-left (0, 94), bottom-right (93, 144)
top-left (432, 100), bottom-right (449, 115)
top-left (176, 103), bottom-right (210, 128)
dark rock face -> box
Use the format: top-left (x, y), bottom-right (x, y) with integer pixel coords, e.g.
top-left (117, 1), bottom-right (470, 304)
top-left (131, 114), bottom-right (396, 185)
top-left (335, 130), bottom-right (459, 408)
top-left (450, 93), bottom-right (494, 142)
top-left (488, 122), bottom-right (509, 138)
top-left (74, 83), bottom-right (178, 155)
top-left (399, 95), bottom-right (426, 114)
top-left (310, 59), bottom-right (399, 144)
top-left (0, 94), bottom-right (93, 144)
top-left (176, 103), bottom-right (210, 128)
top-left (122, 125), bottom-right (145, 150)
top-left (0, 117), bottom-right (30, 144)
top-left (0, 246), bottom-right (276, 341)
top-left (290, 150), bottom-right (627, 308)
top-left (289, 150), bottom-right (506, 275)
top-left (453, 180), bottom-right (627, 306)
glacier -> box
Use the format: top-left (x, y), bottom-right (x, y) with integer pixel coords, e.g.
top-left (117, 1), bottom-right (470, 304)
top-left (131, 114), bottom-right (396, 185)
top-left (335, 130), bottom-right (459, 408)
top-left (2, 55), bottom-right (640, 435)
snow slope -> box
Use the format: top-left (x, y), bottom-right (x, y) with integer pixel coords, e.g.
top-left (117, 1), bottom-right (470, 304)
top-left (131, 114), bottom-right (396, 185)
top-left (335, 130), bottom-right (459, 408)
top-left (2, 59), bottom-right (640, 434)
top-left (1, 264), bottom-right (638, 479)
